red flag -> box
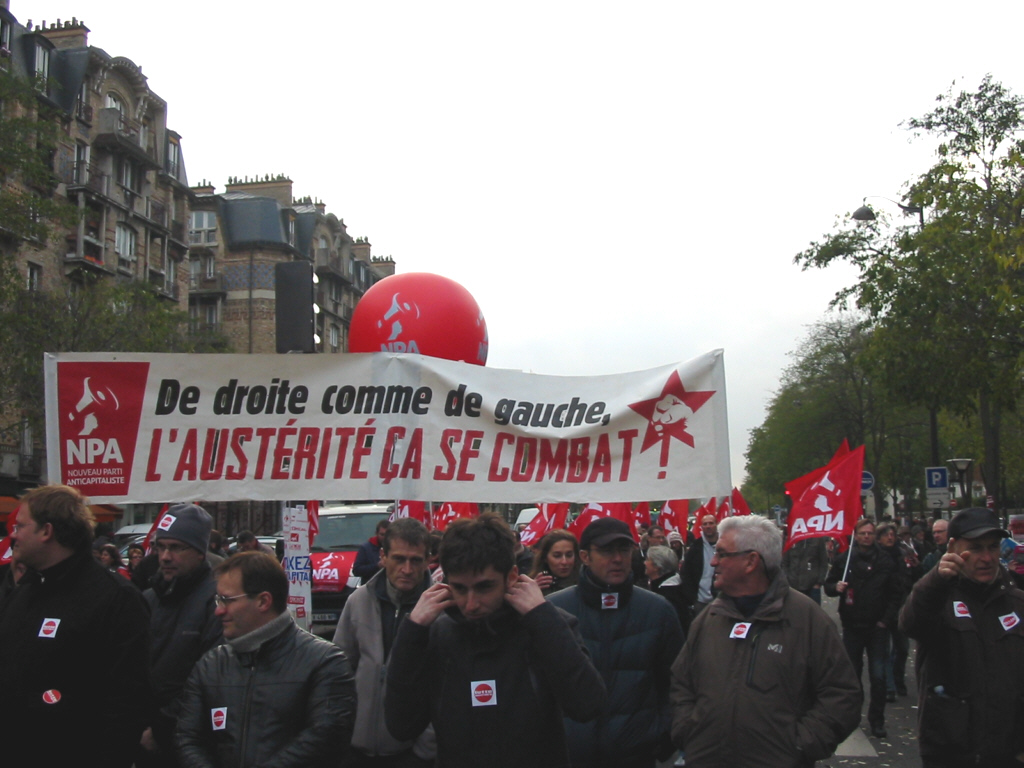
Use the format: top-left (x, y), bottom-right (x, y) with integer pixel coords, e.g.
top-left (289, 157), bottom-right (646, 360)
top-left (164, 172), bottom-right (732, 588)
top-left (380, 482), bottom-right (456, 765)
top-left (567, 502), bottom-right (636, 542)
top-left (392, 500), bottom-right (431, 527)
top-left (0, 534), bottom-right (11, 565)
top-left (706, 496), bottom-right (718, 523)
top-left (785, 440), bottom-right (851, 501)
top-left (633, 502), bottom-right (652, 530)
top-left (519, 503), bottom-right (570, 547)
top-left (658, 499), bottom-right (687, 534)
top-left (307, 500), bottom-right (320, 550)
top-left (142, 503), bottom-right (172, 554)
top-left (433, 502), bottom-right (479, 532)
top-left (731, 488), bottom-right (752, 516)
top-left (691, 500), bottom-right (707, 540)
top-left (784, 445), bottom-right (864, 552)
top-left (716, 497), bottom-right (731, 521)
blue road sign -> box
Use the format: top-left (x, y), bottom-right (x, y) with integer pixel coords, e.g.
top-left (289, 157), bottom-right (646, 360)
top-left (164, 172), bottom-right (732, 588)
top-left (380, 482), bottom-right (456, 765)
top-left (926, 466), bottom-right (949, 489)
top-left (861, 471), bottom-right (874, 492)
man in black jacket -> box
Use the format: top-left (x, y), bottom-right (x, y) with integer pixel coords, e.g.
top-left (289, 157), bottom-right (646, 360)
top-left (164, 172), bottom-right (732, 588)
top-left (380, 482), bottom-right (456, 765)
top-left (0, 485), bottom-right (151, 768)
top-left (385, 513), bottom-right (606, 768)
top-left (825, 518), bottom-right (902, 740)
top-left (140, 503), bottom-right (223, 768)
top-left (176, 552), bottom-right (356, 768)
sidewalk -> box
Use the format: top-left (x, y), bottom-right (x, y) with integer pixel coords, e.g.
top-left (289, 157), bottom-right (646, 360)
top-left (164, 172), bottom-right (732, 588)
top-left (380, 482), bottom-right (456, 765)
top-left (820, 594), bottom-right (922, 768)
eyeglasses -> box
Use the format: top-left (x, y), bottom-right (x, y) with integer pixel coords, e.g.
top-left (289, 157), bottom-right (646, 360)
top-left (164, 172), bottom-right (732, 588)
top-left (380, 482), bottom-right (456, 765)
top-left (154, 542), bottom-right (192, 555)
top-left (713, 548), bottom-right (755, 560)
top-left (214, 593), bottom-right (255, 608)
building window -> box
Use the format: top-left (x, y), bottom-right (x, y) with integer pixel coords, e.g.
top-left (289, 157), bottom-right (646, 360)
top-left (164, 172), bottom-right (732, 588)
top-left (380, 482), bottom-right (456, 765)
top-left (115, 223), bottom-right (137, 267)
top-left (189, 210), bottom-right (218, 244)
top-left (329, 324), bottom-right (340, 351)
top-left (167, 140), bottom-right (181, 178)
top-left (118, 158), bottom-right (139, 192)
top-left (34, 41), bottom-right (49, 85)
top-left (106, 92), bottom-right (125, 116)
top-left (26, 263), bottom-right (42, 291)
top-left (1, 18), bottom-right (12, 60)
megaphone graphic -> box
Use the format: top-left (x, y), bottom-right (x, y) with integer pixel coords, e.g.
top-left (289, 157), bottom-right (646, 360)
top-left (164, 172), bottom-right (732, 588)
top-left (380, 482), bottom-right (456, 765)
top-left (68, 377), bottom-right (120, 436)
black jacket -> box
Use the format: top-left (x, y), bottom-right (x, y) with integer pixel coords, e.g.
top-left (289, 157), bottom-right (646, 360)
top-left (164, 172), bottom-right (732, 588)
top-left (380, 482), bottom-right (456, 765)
top-left (385, 601), bottom-right (606, 768)
top-left (680, 537), bottom-right (717, 609)
top-left (0, 551), bottom-right (151, 768)
top-left (176, 615), bottom-right (356, 768)
top-left (144, 560), bottom-right (223, 746)
top-left (548, 569), bottom-right (685, 767)
top-left (824, 544), bottom-right (901, 629)
top-left (900, 567), bottom-right (1024, 766)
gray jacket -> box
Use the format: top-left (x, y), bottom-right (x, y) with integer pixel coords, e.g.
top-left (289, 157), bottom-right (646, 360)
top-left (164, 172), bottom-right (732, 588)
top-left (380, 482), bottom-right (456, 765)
top-left (332, 569), bottom-right (434, 758)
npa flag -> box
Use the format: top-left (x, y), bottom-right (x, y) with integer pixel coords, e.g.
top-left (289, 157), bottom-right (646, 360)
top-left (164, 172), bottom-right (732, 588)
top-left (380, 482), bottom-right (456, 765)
top-left (568, 502), bottom-right (636, 542)
top-left (306, 500), bottom-right (320, 550)
top-left (784, 445), bottom-right (864, 552)
top-left (716, 496), bottom-right (731, 521)
top-left (731, 487), bottom-right (752, 516)
top-left (0, 534), bottom-right (11, 565)
top-left (706, 496), bottom-right (718, 524)
top-left (519, 503), bottom-right (570, 547)
top-left (691, 500), bottom-right (708, 540)
top-left (432, 502), bottom-right (479, 532)
top-left (633, 502), bottom-right (652, 532)
top-left (142, 503), bottom-right (171, 554)
top-left (658, 499), bottom-right (687, 534)
top-left (785, 440), bottom-right (850, 502)
top-left (392, 500), bottom-right (431, 527)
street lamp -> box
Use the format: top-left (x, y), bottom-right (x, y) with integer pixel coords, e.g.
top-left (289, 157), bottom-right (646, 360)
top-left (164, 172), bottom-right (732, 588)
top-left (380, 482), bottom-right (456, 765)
top-left (948, 457), bottom-right (973, 507)
top-left (852, 196), bottom-right (925, 228)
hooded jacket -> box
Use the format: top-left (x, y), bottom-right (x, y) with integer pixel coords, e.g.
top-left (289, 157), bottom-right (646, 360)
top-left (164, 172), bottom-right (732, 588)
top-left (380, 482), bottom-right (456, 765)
top-left (385, 600), bottom-right (606, 768)
top-left (671, 570), bottom-right (862, 767)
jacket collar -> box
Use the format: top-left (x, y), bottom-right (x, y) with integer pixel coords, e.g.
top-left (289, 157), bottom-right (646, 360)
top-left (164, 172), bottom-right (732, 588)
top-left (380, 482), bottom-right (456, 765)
top-left (577, 566), bottom-right (634, 609)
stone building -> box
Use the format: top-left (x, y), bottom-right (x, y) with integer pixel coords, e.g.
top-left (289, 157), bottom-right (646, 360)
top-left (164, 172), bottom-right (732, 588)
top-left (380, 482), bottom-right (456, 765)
top-left (188, 175), bottom-right (395, 355)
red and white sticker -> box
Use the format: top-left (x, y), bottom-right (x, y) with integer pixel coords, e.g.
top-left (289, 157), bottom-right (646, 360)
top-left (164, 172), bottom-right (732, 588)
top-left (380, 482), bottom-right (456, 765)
top-left (601, 593), bottom-right (619, 610)
top-left (953, 601), bottom-right (972, 618)
top-left (38, 618), bottom-right (61, 638)
top-left (471, 680), bottom-right (497, 707)
top-left (730, 622), bottom-right (752, 639)
top-left (158, 514), bottom-right (176, 531)
top-left (211, 707), bottom-right (227, 730)
top-left (999, 612), bottom-right (1020, 630)
top-left (42, 689), bottom-right (61, 704)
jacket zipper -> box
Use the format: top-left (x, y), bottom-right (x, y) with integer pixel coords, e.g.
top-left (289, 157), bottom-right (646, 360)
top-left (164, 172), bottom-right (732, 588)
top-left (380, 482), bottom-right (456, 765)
top-left (238, 659), bottom-right (257, 766)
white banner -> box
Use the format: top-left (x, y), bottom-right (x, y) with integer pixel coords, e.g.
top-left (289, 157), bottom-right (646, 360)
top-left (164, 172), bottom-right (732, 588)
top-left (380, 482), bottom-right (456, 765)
top-left (43, 350), bottom-right (730, 504)
top-left (282, 505), bottom-right (312, 632)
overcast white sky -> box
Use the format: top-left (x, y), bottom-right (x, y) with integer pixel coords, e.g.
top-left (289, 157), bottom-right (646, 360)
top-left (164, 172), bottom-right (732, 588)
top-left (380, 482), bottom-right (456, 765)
top-left (22, 0), bottom-right (1024, 487)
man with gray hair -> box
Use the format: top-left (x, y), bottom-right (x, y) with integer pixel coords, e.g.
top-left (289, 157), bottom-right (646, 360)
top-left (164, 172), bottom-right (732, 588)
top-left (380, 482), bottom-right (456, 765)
top-left (670, 516), bottom-right (862, 767)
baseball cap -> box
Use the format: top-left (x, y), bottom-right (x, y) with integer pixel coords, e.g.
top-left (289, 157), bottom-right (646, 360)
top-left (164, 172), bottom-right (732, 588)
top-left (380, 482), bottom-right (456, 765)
top-left (580, 517), bottom-right (637, 550)
top-left (948, 507), bottom-right (1010, 540)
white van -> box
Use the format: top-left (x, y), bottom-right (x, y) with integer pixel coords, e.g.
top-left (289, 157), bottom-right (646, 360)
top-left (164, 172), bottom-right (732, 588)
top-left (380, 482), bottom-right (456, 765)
top-left (514, 507), bottom-right (541, 530)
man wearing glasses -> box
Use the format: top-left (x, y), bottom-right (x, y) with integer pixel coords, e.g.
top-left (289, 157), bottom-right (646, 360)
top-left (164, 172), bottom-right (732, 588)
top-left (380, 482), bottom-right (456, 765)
top-left (177, 552), bottom-right (356, 767)
top-left (548, 516), bottom-right (684, 768)
top-left (671, 515), bottom-right (861, 767)
top-left (0, 484), bottom-right (151, 768)
top-left (139, 503), bottom-right (222, 768)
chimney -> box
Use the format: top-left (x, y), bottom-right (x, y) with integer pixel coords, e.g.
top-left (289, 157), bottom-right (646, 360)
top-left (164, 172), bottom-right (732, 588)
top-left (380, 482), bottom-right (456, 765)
top-left (40, 18), bottom-right (90, 49)
top-left (224, 174), bottom-right (293, 207)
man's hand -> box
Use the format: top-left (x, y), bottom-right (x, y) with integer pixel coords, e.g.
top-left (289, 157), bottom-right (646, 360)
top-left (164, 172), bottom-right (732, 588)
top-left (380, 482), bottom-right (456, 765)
top-left (140, 726), bottom-right (157, 752)
top-left (834, 581), bottom-right (848, 593)
top-left (409, 582), bottom-right (455, 626)
top-left (505, 573), bottom-right (546, 615)
top-left (937, 539), bottom-right (967, 580)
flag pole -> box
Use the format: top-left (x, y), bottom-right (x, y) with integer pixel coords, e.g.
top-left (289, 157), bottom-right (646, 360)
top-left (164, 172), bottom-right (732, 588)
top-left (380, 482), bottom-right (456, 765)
top-left (840, 539), bottom-right (854, 582)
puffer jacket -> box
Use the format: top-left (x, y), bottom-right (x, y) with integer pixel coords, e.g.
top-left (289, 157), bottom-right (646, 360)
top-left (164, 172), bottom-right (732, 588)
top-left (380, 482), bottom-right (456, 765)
top-left (176, 613), bottom-right (355, 768)
top-left (547, 568), bottom-right (685, 767)
top-left (385, 601), bottom-right (606, 768)
top-left (332, 569), bottom-right (433, 758)
top-left (824, 544), bottom-right (901, 629)
top-left (671, 570), bottom-right (862, 767)
top-left (899, 567), bottom-right (1024, 766)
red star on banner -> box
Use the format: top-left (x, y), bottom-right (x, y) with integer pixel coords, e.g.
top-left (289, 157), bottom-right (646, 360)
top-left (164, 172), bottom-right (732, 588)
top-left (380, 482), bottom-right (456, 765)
top-left (628, 370), bottom-right (715, 453)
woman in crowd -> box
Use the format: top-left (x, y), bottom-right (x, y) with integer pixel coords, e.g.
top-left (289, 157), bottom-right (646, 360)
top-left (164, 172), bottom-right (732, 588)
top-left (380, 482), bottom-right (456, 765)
top-left (645, 545), bottom-right (688, 632)
top-left (97, 543), bottom-right (131, 579)
top-left (529, 529), bottom-right (580, 595)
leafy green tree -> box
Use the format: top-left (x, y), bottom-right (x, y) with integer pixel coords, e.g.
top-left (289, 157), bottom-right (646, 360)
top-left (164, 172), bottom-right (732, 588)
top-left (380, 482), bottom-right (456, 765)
top-left (796, 76), bottom-right (1024, 511)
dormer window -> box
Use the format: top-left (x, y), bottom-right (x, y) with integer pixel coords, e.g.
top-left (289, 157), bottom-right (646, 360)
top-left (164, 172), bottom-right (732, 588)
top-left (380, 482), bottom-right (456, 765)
top-left (106, 92), bottom-right (126, 117)
top-left (34, 41), bottom-right (49, 87)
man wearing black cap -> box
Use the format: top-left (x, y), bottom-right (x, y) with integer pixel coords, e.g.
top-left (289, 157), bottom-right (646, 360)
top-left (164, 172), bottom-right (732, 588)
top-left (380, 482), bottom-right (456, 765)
top-left (900, 507), bottom-right (1024, 767)
top-left (139, 503), bottom-right (223, 768)
top-left (548, 517), bottom-right (684, 768)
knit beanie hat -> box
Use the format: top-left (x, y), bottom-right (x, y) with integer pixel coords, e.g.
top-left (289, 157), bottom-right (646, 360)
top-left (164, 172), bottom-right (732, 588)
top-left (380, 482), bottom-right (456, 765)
top-left (154, 503), bottom-right (213, 554)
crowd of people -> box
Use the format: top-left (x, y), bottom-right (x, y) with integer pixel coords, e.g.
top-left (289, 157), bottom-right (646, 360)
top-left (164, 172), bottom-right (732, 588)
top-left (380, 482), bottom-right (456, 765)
top-left (1, 485), bottom-right (1022, 767)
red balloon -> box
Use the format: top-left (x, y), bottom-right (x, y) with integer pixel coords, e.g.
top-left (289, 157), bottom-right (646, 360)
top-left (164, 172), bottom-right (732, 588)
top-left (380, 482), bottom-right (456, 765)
top-left (349, 273), bottom-right (488, 365)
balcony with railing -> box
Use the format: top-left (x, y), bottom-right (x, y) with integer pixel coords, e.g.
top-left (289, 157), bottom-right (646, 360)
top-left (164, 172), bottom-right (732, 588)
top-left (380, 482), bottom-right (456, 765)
top-left (189, 273), bottom-right (226, 294)
top-left (92, 108), bottom-right (160, 169)
top-left (64, 159), bottom-right (111, 197)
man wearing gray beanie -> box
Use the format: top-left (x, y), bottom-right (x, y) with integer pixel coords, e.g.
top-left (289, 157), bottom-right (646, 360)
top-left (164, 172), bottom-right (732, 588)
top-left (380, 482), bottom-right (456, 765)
top-left (138, 503), bottom-right (222, 768)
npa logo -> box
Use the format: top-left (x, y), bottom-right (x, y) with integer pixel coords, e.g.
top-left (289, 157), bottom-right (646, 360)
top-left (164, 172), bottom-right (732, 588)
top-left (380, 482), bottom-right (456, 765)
top-left (56, 361), bottom-right (149, 497)
top-left (471, 680), bottom-right (497, 707)
top-left (999, 612), bottom-right (1020, 630)
top-left (42, 689), bottom-right (61, 704)
top-left (601, 593), bottom-right (620, 610)
top-left (211, 707), bottom-right (227, 730)
top-left (158, 514), bottom-right (176, 531)
top-left (953, 601), bottom-right (972, 618)
top-left (730, 622), bottom-right (752, 639)
top-left (38, 618), bottom-right (61, 638)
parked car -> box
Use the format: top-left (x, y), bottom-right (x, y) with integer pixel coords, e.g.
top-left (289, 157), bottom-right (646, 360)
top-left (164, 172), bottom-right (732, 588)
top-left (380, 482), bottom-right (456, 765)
top-left (308, 503), bottom-right (392, 637)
